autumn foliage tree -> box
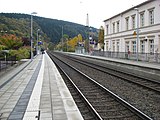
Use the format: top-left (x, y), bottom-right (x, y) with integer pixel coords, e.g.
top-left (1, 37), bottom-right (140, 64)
top-left (0, 34), bottom-right (23, 50)
top-left (98, 26), bottom-right (104, 50)
top-left (0, 34), bottom-right (30, 60)
top-left (55, 34), bottom-right (84, 52)
top-left (68, 36), bottom-right (78, 51)
top-left (77, 34), bottom-right (83, 42)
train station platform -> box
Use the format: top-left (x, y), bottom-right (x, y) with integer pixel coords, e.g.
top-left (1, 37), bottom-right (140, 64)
top-left (67, 52), bottom-right (160, 81)
top-left (0, 52), bottom-right (83, 120)
top-left (69, 52), bottom-right (160, 70)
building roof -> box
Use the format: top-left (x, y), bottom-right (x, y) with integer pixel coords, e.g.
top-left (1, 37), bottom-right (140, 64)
top-left (104, 0), bottom-right (154, 22)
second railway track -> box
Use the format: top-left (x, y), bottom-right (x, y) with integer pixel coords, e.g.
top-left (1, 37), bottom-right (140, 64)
top-left (61, 53), bottom-right (160, 94)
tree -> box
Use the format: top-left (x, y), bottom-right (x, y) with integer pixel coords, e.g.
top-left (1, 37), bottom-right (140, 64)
top-left (48, 42), bottom-right (55, 50)
top-left (9, 46), bottom-right (30, 60)
top-left (98, 26), bottom-right (104, 50)
top-left (0, 45), bottom-right (6, 51)
top-left (0, 34), bottom-right (23, 50)
top-left (66, 36), bottom-right (80, 52)
top-left (77, 34), bottom-right (83, 42)
top-left (63, 34), bottom-right (69, 41)
top-left (0, 13), bottom-right (98, 45)
top-left (0, 34), bottom-right (31, 60)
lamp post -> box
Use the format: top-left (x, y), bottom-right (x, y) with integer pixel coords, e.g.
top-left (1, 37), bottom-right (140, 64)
top-left (37, 29), bottom-right (40, 55)
top-left (30, 12), bottom-right (37, 61)
top-left (134, 8), bottom-right (139, 61)
top-left (84, 13), bottom-right (90, 53)
top-left (62, 26), bottom-right (63, 52)
top-left (89, 27), bottom-right (92, 52)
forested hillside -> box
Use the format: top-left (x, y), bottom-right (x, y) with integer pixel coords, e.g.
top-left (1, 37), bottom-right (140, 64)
top-left (0, 13), bottom-right (98, 44)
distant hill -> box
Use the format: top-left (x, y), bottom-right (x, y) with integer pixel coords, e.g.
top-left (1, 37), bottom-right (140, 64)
top-left (0, 13), bottom-right (98, 44)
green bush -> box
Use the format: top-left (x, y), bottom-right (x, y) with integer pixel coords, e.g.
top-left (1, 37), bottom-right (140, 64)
top-left (0, 45), bottom-right (6, 51)
top-left (9, 47), bottom-right (30, 60)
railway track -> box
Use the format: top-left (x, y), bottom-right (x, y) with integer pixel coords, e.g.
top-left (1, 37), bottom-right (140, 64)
top-left (48, 52), bottom-right (152, 120)
top-left (58, 63), bottom-right (99, 120)
top-left (60, 53), bottom-right (160, 94)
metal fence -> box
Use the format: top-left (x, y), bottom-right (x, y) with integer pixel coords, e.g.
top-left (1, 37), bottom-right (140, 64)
top-left (91, 50), bottom-right (160, 63)
top-left (0, 54), bottom-right (17, 71)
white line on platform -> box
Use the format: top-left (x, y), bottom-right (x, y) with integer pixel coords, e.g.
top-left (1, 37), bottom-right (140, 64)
top-left (23, 55), bottom-right (44, 120)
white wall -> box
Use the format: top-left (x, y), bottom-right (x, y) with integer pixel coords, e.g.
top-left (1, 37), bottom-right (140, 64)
top-left (104, 0), bottom-right (160, 53)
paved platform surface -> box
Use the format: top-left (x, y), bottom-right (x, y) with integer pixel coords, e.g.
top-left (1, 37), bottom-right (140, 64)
top-left (69, 53), bottom-right (160, 70)
top-left (0, 52), bottom-right (83, 120)
top-left (68, 52), bottom-right (160, 81)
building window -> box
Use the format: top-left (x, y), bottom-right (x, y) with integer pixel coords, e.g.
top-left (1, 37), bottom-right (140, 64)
top-left (117, 41), bottom-right (119, 52)
top-left (112, 41), bottom-right (115, 51)
top-left (149, 9), bottom-right (154, 25)
top-left (132, 41), bottom-right (136, 53)
top-left (117, 21), bottom-right (120, 32)
top-left (113, 22), bottom-right (115, 33)
top-left (140, 12), bottom-right (145, 27)
top-left (132, 15), bottom-right (135, 29)
top-left (106, 42), bottom-right (109, 51)
top-left (106, 25), bottom-right (109, 35)
top-left (125, 41), bottom-right (129, 52)
top-left (125, 17), bottom-right (129, 30)
top-left (141, 41), bottom-right (145, 53)
top-left (149, 39), bottom-right (154, 53)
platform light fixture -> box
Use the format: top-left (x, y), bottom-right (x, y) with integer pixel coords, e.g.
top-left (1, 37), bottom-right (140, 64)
top-left (37, 29), bottom-right (40, 55)
top-left (30, 12), bottom-right (37, 61)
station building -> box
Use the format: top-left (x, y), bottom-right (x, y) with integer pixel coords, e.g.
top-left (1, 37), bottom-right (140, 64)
top-left (103, 0), bottom-right (160, 61)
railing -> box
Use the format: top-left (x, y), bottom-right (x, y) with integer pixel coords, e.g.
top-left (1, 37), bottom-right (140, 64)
top-left (91, 50), bottom-right (160, 63)
top-left (0, 55), bottom-right (17, 71)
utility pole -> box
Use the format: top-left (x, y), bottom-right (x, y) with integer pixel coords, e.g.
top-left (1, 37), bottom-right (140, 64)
top-left (62, 26), bottom-right (63, 52)
top-left (30, 12), bottom-right (37, 61)
top-left (86, 13), bottom-right (90, 53)
top-left (37, 29), bottom-right (40, 55)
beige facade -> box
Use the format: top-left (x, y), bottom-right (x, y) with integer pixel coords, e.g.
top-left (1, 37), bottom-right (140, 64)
top-left (104, 0), bottom-right (160, 54)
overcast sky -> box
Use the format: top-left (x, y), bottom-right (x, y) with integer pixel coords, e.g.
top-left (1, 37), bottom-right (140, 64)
top-left (0, 0), bottom-right (146, 28)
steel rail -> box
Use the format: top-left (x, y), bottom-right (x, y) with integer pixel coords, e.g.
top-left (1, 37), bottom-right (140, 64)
top-left (61, 53), bottom-right (160, 94)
